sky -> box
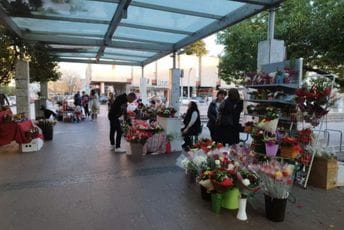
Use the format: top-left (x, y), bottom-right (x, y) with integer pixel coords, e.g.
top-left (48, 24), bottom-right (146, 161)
top-left (58, 34), bottom-right (224, 79)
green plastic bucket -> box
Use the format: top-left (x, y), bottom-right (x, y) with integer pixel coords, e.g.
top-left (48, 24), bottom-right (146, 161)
top-left (211, 193), bottom-right (223, 213)
top-left (222, 187), bottom-right (240, 210)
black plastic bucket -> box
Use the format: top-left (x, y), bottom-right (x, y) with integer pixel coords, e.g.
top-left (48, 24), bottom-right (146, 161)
top-left (200, 185), bottom-right (211, 201)
top-left (42, 125), bottom-right (53, 141)
top-left (264, 194), bottom-right (287, 222)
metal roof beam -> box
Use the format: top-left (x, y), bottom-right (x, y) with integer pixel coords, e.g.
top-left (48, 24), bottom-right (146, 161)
top-left (22, 31), bottom-right (173, 46)
top-left (119, 22), bottom-right (192, 35)
top-left (0, 5), bottom-right (22, 37)
top-left (51, 50), bottom-right (151, 58)
top-left (54, 54), bottom-right (142, 62)
top-left (228, 0), bottom-right (281, 6)
top-left (96, 0), bottom-right (132, 61)
top-left (23, 34), bottom-right (170, 52)
top-left (89, 0), bottom-right (223, 19)
top-left (143, 4), bottom-right (268, 65)
top-left (57, 58), bottom-right (141, 66)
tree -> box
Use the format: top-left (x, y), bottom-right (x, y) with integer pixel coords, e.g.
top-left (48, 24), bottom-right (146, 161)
top-left (184, 40), bottom-right (208, 88)
top-left (51, 70), bottom-right (82, 95)
top-left (0, 25), bottom-right (61, 85)
top-left (218, 0), bottom-right (344, 90)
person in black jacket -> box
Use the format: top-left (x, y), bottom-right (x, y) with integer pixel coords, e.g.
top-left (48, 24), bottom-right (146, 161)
top-left (207, 90), bottom-right (226, 142)
top-left (108, 92), bottom-right (136, 152)
top-left (216, 88), bottom-right (243, 145)
top-left (181, 101), bottom-right (202, 151)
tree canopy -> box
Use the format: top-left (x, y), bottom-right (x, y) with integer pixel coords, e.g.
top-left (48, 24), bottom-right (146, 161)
top-left (184, 40), bottom-right (208, 57)
top-left (0, 25), bottom-right (60, 85)
top-left (217, 0), bottom-right (344, 89)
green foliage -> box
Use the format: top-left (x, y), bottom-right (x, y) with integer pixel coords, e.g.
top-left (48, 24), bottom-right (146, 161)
top-left (0, 26), bottom-right (60, 84)
top-left (184, 40), bottom-right (208, 57)
top-left (0, 85), bottom-right (16, 95)
top-left (218, 0), bottom-right (344, 90)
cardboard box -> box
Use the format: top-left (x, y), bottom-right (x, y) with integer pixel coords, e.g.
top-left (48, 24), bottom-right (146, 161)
top-left (309, 157), bottom-right (338, 190)
top-left (21, 138), bottom-right (44, 152)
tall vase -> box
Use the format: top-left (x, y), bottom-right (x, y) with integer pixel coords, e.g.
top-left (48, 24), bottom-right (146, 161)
top-left (236, 198), bottom-right (248, 221)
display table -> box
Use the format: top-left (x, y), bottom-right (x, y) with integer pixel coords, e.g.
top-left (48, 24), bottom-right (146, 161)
top-left (157, 116), bottom-right (182, 152)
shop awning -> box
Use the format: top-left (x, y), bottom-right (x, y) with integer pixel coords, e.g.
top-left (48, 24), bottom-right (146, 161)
top-left (0, 0), bottom-right (284, 66)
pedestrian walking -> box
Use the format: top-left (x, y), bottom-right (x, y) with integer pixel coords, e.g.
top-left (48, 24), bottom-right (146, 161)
top-left (89, 89), bottom-right (99, 120)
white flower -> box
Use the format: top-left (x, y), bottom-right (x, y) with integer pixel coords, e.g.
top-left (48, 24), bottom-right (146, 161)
top-left (242, 179), bottom-right (251, 186)
top-left (215, 160), bottom-right (221, 166)
top-left (227, 164), bottom-right (234, 170)
top-left (234, 161), bottom-right (240, 167)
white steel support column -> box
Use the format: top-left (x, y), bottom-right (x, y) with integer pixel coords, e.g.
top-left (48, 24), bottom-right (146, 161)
top-left (15, 60), bottom-right (31, 118)
top-left (268, 9), bottom-right (275, 63)
top-left (100, 82), bottom-right (105, 95)
top-left (139, 66), bottom-right (147, 104)
top-left (169, 51), bottom-right (180, 114)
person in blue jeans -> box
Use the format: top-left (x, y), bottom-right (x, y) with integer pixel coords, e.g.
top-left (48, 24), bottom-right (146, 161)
top-left (108, 93), bottom-right (136, 152)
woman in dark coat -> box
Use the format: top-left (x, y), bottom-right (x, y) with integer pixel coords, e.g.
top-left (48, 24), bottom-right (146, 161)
top-left (207, 90), bottom-right (226, 142)
top-left (216, 88), bottom-right (243, 145)
top-left (181, 101), bottom-right (202, 150)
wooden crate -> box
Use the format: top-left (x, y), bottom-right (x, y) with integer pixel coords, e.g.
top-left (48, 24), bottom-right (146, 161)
top-left (309, 157), bottom-right (338, 190)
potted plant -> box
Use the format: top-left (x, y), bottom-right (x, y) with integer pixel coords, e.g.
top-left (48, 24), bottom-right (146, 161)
top-left (280, 136), bottom-right (301, 159)
top-left (263, 134), bottom-right (279, 157)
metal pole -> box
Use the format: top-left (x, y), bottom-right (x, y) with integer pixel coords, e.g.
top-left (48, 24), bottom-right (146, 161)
top-left (172, 51), bottom-right (176, 69)
top-left (268, 9), bottom-right (275, 63)
top-left (188, 68), bottom-right (192, 99)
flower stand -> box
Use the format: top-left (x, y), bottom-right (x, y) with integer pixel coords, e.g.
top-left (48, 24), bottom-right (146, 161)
top-left (264, 194), bottom-right (287, 222)
top-left (211, 193), bottom-right (223, 214)
top-left (237, 197), bottom-right (248, 221)
top-left (222, 187), bottom-right (240, 210)
top-left (265, 143), bottom-right (279, 157)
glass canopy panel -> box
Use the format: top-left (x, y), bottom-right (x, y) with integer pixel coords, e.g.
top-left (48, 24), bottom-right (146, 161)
top-left (104, 48), bottom-right (157, 57)
top-left (48, 45), bottom-right (99, 52)
top-left (134, 0), bottom-right (244, 17)
top-left (115, 26), bottom-right (187, 43)
top-left (12, 17), bottom-right (107, 35)
top-left (123, 6), bottom-right (214, 32)
top-left (32, 1), bottom-right (117, 21)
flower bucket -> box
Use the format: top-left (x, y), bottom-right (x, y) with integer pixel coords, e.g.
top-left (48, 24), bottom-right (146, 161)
top-left (280, 146), bottom-right (298, 159)
top-left (211, 193), bottom-right (223, 213)
top-left (127, 142), bottom-right (144, 161)
top-left (222, 187), bottom-right (240, 210)
top-left (37, 124), bottom-right (53, 141)
top-left (186, 169), bottom-right (197, 183)
top-left (264, 194), bottom-right (287, 222)
top-left (265, 143), bottom-right (279, 157)
top-left (200, 185), bottom-right (211, 201)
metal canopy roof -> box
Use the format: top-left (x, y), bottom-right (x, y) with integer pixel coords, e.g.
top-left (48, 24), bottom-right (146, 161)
top-left (0, 0), bottom-right (284, 66)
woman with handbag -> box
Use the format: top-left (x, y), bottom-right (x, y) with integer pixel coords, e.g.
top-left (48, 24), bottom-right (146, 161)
top-left (216, 88), bottom-right (243, 145)
top-left (181, 101), bottom-right (202, 151)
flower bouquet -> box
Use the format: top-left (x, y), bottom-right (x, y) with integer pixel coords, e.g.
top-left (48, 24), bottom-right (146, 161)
top-left (24, 127), bottom-right (40, 142)
top-left (124, 126), bottom-right (152, 144)
top-left (236, 168), bottom-right (260, 197)
top-left (253, 160), bottom-right (294, 199)
top-left (297, 128), bottom-right (314, 145)
top-left (295, 78), bottom-right (337, 126)
top-left (157, 106), bottom-right (177, 118)
top-left (193, 138), bottom-right (224, 153)
top-left (280, 136), bottom-right (301, 159)
top-left (263, 132), bottom-right (279, 157)
top-left (210, 169), bottom-right (236, 193)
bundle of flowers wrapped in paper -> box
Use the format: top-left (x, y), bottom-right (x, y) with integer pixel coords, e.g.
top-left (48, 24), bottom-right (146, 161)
top-left (24, 127), bottom-right (40, 142)
top-left (229, 144), bottom-right (256, 167)
top-left (280, 136), bottom-right (301, 159)
top-left (124, 126), bottom-right (152, 144)
top-left (236, 168), bottom-right (260, 197)
top-left (252, 160), bottom-right (294, 199)
top-left (156, 106), bottom-right (177, 118)
top-left (296, 128), bottom-right (314, 145)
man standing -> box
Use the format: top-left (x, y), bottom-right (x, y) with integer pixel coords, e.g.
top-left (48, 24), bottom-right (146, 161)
top-left (207, 90), bottom-right (226, 142)
top-left (108, 92), bottom-right (136, 152)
